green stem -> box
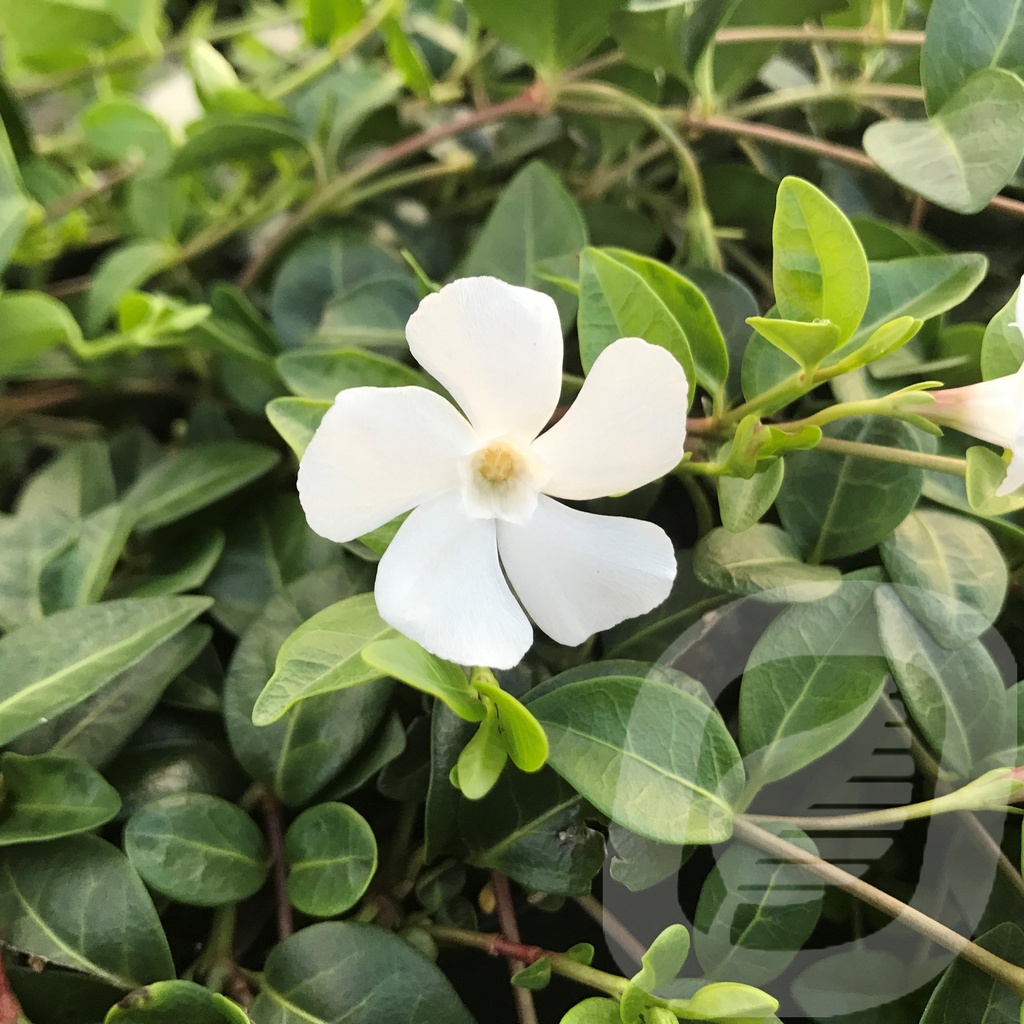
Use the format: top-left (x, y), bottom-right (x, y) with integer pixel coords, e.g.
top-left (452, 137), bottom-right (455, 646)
top-left (733, 817), bottom-right (1024, 999)
top-left (427, 926), bottom-right (629, 998)
top-left (814, 435), bottom-right (968, 476)
top-left (712, 26), bottom-right (925, 46)
top-left (728, 81), bottom-right (924, 119)
top-left (557, 80), bottom-right (721, 269)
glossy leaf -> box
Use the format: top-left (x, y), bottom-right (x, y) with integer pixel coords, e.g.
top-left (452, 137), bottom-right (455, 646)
top-left (0, 596), bottom-right (211, 746)
top-left (0, 836), bottom-right (174, 990)
top-left (739, 580), bottom-right (889, 789)
top-left (0, 752), bottom-right (121, 845)
top-left (531, 674), bottom-right (744, 844)
top-left (124, 793), bottom-right (268, 906)
top-left (248, 922), bottom-right (476, 1024)
top-left (471, 674), bottom-right (549, 771)
top-left (252, 592), bottom-right (395, 725)
top-left (105, 980), bottom-right (249, 1023)
top-left (285, 802), bottom-right (378, 916)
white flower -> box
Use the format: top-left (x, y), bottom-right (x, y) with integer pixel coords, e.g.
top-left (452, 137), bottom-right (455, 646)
top-left (140, 68), bottom-right (202, 138)
top-left (298, 276), bottom-right (689, 669)
top-left (929, 278), bottom-right (1024, 497)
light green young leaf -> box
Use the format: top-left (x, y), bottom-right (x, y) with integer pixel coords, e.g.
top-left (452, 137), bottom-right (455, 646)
top-left (772, 176), bottom-right (869, 343)
top-left (453, 701), bottom-right (508, 801)
top-left (966, 446), bottom-right (1024, 515)
top-left (362, 638), bottom-right (485, 722)
top-left (471, 673), bottom-right (549, 771)
top-left (746, 316), bottom-right (841, 372)
top-left (620, 924), bottom-right (691, 1023)
top-left (266, 397), bottom-right (330, 457)
top-left (718, 461), bottom-right (784, 533)
top-left (0, 291), bottom-right (83, 375)
top-left (252, 592), bottom-right (395, 725)
top-left (104, 979), bottom-right (249, 1024)
top-left (981, 286), bottom-right (1024, 380)
top-left (84, 241), bottom-right (176, 336)
top-left (578, 247), bottom-right (695, 395)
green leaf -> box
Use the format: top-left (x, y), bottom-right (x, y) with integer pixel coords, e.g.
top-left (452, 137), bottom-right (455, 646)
top-left (694, 822), bottom-right (823, 985)
top-left (864, 70), bottom-right (1024, 215)
top-left (621, 924), bottom-right (691, 1022)
top-left (0, 835), bottom-right (174, 990)
top-left (771, 176), bottom-right (869, 343)
top-left (84, 241), bottom-right (176, 336)
top-left (0, 596), bottom-right (211, 746)
top-left (124, 793), bottom-right (268, 906)
top-left (922, 0), bottom-right (1024, 112)
top-left (224, 569), bottom-right (394, 806)
top-left (739, 580), bottom-right (889, 789)
top-left (776, 418), bottom-right (928, 562)
top-left (463, 0), bottom-right (625, 72)
top-left (693, 525), bottom-right (841, 602)
top-left (981, 287), bottom-right (1023, 380)
top-left (967, 445), bottom-right (1024, 515)
top-left (0, 511), bottom-right (78, 629)
top-left (511, 958), bottom-right (552, 990)
top-left (531, 675), bottom-right (744, 844)
top-left (453, 702), bottom-right (508, 801)
top-left (277, 347), bottom-right (423, 400)
top-left (0, 195), bottom-right (30, 277)
top-left (17, 440), bottom-right (115, 520)
top-left (604, 248), bottom-right (729, 395)
top-left (170, 114), bottom-right (307, 174)
top-left (284, 802), bottom-right (377, 917)
top-left (270, 233), bottom-right (417, 350)
top-left (879, 510), bottom-right (1008, 647)
top-left (460, 767), bottom-right (604, 896)
top-left (746, 316), bottom-right (841, 372)
top-left (578, 247), bottom-right (696, 394)
top-left (609, 822), bottom-right (688, 892)
top-left (248, 922), bottom-right (476, 1024)
top-left (362, 638), bottom-right (485, 721)
top-left (124, 441), bottom-right (279, 531)
top-left (105, 980), bottom-right (249, 1024)
top-left (82, 98), bottom-right (173, 175)
top-left (471, 674), bottom-right (549, 771)
top-left (561, 999), bottom-right (622, 1024)
top-left (677, 982), bottom-right (779, 1022)
top-left (718, 461), bottom-right (785, 533)
top-left (0, 291), bottom-right (82, 376)
top-left (0, 752), bottom-right (121, 845)
top-left (10, 624), bottom-right (211, 768)
top-left (253, 592), bottom-right (395, 725)
top-left (876, 586), bottom-right (1009, 775)
top-left (462, 161), bottom-right (588, 327)
top-left (266, 396), bottom-right (329, 457)
top-left (917, 923), bottom-right (1024, 1024)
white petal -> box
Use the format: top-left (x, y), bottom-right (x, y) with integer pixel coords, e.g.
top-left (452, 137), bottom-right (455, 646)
top-left (932, 368), bottom-right (1024, 450)
top-left (405, 277), bottom-right (563, 441)
top-left (996, 453), bottom-right (1024, 497)
top-left (531, 337), bottom-right (689, 500)
top-left (497, 495), bottom-right (676, 647)
top-left (375, 492), bottom-right (533, 669)
top-left (297, 386), bottom-right (476, 542)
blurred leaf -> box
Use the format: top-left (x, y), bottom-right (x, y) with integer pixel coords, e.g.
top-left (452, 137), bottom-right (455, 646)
top-left (84, 241), bottom-right (176, 336)
top-left (0, 291), bottom-right (82, 375)
top-left (124, 441), bottom-right (279, 531)
top-left (285, 802), bottom-right (377, 916)
top-left (170, 114), bottom-right (306, 174)
top-left (0, 752), bottom-right (120, 845)
top-left (277, 347), bottom-right (424, 399)
top-left (124, 793), bottom-right (268, 906)
top-left (980, 286), bottom-right (1023, 380)
top-left (462, 161), bottom-right (588, 328)
top-left (82, 98), bottom-right (173, 175)
top-left (864, 70), bottom-right (1024, 214)
top-left (266, 396), bottom-right (329, 457)
top-left (464, 0), bottom-right (626, 72)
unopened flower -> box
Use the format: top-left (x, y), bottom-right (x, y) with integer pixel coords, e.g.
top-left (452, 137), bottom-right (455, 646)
top-left (298, 276), bottom-right (688, 668)
top-left (927, 278), bottom-right (1024, 497)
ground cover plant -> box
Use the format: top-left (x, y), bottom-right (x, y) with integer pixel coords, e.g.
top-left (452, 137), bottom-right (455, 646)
top-left (4, 0), bottom-right (1024, 1021)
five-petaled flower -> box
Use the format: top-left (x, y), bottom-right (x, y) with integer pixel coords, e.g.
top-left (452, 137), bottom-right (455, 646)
top-left (927, 275), bottom-right (1024, 497)
top-left (298, 276), bottom-right (689, 669)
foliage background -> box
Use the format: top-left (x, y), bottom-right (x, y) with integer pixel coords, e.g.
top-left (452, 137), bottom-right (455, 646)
top-left (2, 0), bottom-right (1024, 1022)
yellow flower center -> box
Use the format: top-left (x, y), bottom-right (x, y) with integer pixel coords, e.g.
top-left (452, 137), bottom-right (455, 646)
top-left (473, 441), bottom-right (523, 485)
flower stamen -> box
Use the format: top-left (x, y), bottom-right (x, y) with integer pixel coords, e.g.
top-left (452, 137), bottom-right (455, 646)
top-left (473, 441), bottom-right (523, 485)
